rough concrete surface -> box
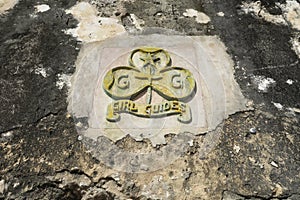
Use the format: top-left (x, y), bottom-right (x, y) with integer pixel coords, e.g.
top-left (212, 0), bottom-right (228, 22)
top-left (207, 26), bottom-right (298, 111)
top-left (0, 0), bottom-right (299, 200)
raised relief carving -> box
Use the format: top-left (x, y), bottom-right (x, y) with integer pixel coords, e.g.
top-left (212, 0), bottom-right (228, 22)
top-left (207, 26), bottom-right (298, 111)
top-left (103, 47), bottom-right (196, 123)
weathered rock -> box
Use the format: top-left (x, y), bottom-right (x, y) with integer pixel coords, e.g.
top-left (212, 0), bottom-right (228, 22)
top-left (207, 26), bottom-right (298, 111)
top-left (0, 0), bottom-right (299, 199)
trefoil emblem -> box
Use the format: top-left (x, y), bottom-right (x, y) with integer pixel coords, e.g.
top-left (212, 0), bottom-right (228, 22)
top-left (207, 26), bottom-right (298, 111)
top-left (103, 47), bottom-right (196, 123)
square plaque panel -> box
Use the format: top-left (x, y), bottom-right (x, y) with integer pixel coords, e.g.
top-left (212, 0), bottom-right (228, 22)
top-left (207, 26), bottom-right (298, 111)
top-left (69, 34), bottom-right (247, 145)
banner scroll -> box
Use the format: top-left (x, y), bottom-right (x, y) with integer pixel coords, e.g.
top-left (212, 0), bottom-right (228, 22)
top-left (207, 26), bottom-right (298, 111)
top-left (106, 100), bottom-right (192, 123)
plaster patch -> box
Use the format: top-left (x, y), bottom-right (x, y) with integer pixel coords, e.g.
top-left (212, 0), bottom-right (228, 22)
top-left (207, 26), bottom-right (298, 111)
top-left (270, 161), bottom-right (279, 168)
top-left (0, 179), bottom-right (4, 194)
top-left (217, 12), bottom-right (225, 17)
top-left (286, 79), bottom-right (294, 85)
top-left (1, 131), bottom-right (13, 138)
top-left (64, 2), bottom-right (126, 43)
top-left (130, 14), bottom-right (145, 30)
top-left (252, 75), bottom-right (276, 92)
top-left (34, 67), bottom-right (48, 78)
top-left (288, 107), bottom-right (300, 114)
top-left (273, 102), bottom-right (283, 110)
top-left (291, 35), bottom-right (300, 58)
top-left (233, 144), bottom-right (241, 153)
top-left (56, 74), bottom-right (71, 90)
top-left (284, 0), bottom-right (300, 31)
top-left (183, 9), bottom-right (210, 24)
top-left (0, 0), bottom-right (18, 14)
top-left (34, 4), bottom-right (50, 13)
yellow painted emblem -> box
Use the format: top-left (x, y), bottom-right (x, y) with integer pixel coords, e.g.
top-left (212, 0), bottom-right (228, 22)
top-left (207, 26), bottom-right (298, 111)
top-left (103, 47), bottom-right (196, 123)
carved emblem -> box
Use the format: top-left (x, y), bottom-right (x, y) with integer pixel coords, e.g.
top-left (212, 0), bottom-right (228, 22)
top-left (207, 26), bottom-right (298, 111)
top-left (103, 47), bottom-right (196, 123)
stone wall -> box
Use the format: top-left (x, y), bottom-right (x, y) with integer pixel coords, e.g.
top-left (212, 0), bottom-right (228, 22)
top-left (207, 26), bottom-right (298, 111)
top-left (0, 0), bottom-right (299, 199)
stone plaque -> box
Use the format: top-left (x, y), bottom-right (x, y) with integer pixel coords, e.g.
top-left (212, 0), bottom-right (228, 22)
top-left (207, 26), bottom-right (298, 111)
top-left (70, 34), bottom-right (247, 146)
